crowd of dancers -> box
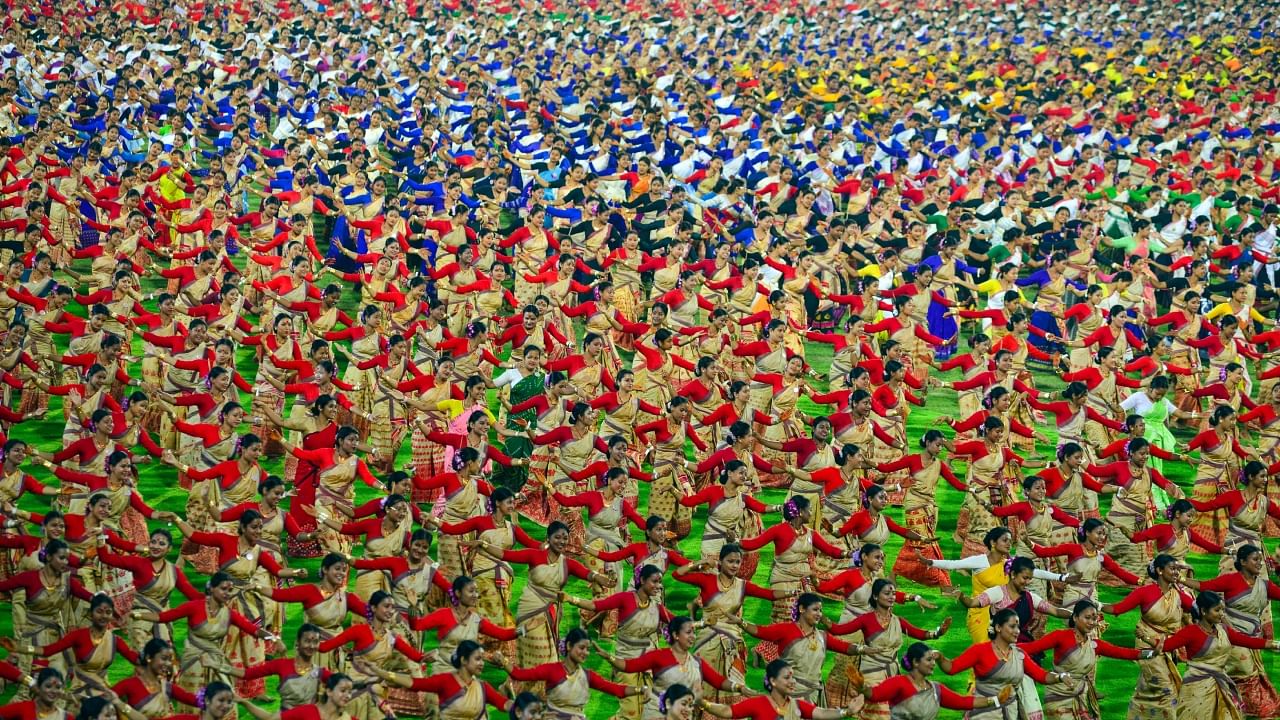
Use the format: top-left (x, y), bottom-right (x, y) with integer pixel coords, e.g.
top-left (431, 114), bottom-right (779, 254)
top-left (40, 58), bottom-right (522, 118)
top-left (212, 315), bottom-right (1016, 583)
top-left (1, 0), bottom-right (1280, 717)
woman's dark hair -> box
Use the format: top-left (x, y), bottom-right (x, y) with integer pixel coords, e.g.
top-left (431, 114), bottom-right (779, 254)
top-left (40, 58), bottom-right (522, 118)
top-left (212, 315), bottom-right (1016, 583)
top-left (453, 446), bottom-right (481, 471)
top-left (901, 642), bottom-right (931, 672)
top-left (321, 553), bottom-right (349, 572)
top-left (726, 421), bottom-right (751, 445)
top-left (1242, 460), bottom-right (1267, 485)
top-left (659, 683), bottom-right (694, 714)
top-left (1078, 517), bottom-right (1105, 543)
top-left (35, 667), bottom-right (63, 687)
top-left (782, 495), bottom-right (809, 521)
top-left (983, 527), bottom-right (1012, 549)
top-left (547, 521), bottom-right (570, 539)
top-left (197, 681), bottom-right (233, 711)
top-left (237, 509), bottom-right (264, 533)
top-left (1008, 557), bottom-right (1036, 577)
top-left (323, 672), bottom-right (352, 694)
top-left (1234, 544), bottom-right (1263, 571)
top-left (509, 692), bottom-right (542, 720)
top-left (634, 564), bottom-right (663, 590)
top-left (719, 543), bottom-right (743, 560)
top-left (763, 659), bottom-right (790, 691)
top-left (106, 450), bottom-right (131, 472)
top-left (980, 417), bottom-right (1004, 437)
top-left (1149, 553), bottom-right (1178, 580)
top-left (78, 696), bottom-right (112, 720)
top-left (259, 475), bottom-right (285, 495)
top-left (564, 627), bottom-right (591, 649)
top-left (368, 590), bottom-right (393, 611)
top-left (140, 639), bottom-right (172, 665)
top-left (1209, 405), bottom-right (1235, 427)
top-left (720, 459), bottom-right (746, 485)
top-left (89, 593), bottom-right (114, 613)
top-left (298, 623), bottom-right (322, 640)
top-left (1063, 381), bottom-right (1089, 402)
top-left (335, 425), bottom-right (361, 445)
top-left (1190, 591), bottom-right (1223, 622)
top-left (450, 639), bottom-right (483, 669)
top-left (988, 608), bottom-right (1019, 639)
top-left (870, 579), bottom-right (896, 604)
top-left (1067, 600), bottom-right (1096, 629)
top-left (919, 429), bottom-right (945, 448)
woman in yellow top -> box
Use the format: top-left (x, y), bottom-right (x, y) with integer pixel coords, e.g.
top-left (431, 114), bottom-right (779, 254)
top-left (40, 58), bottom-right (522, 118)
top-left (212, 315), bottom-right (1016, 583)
top-left (917, 526), bottom-right (1072, 643)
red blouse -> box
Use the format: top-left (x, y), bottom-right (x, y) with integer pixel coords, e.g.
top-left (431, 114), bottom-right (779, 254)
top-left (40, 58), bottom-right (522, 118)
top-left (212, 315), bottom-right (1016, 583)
top-left (740, 523), bottom-right (846, 558)
top-left (38, 627), bottom-right (138, 664)
top-left (868, 677), bottom-right (975, 710)
top-left (1018, 628), bottom-right (1142, 665)
top-left (946, 642), bottom-right (1050, 683)
top-left (508, 662), bottom-right (627, 696)
top-left (620, 648), bottom-right (729, 689)
top-left (318, 623), bottom-right (426, 662)
top-left (156, 598), bottom-right (260, 635)
top-left (1161, 623), bottom-right (1268, 654)
top-left (406, 673), bottom-right (509, 711)
top-left (1031, 543), bottom-right (1140, 585)
top-left (112, 676), bottom-right (199, 711)
top-left (409, 607), bottom-right (518, 640)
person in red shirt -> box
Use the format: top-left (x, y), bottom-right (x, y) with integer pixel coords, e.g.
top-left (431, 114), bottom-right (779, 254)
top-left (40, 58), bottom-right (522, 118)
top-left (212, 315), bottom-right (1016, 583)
top-left (502, 627), bottom-right (647, 714)
top-left (1155, 591), bottom-right (1280, 717)
top-left (939, 608), bottom-right (1073, 714)
top-left (862, 642), bottom-right (1006, 717)
top-left (699, 657), bottom-right (864, 719)
top-left (112, 638), bottom-right (200, 716)
top-left (237, 674), bottom-right (353, 720)
top-left (1018, 599), bottom-right (1151, 718)
top-left (358, 639), bottom-right (510, 717)
top-left (0, 669), bottom-right (70, 720)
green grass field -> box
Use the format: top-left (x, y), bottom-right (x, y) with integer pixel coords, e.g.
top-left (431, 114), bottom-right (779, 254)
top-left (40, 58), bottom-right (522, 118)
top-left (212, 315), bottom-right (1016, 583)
top-left (1, 258), bottom-right (1276, 718)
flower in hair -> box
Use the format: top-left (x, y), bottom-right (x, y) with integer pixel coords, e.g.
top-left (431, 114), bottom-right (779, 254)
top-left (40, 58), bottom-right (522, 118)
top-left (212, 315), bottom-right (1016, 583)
top-left (1003, 557), bottom-right (1014, 576)
top-left (195, 688), bottom-right (207, 710)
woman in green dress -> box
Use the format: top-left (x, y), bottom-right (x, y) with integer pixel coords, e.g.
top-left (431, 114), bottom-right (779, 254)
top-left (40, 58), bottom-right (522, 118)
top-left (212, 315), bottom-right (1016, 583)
top-left (494, 345), bottom-right (548, 505)
top-left (1120, 376), bottom-right (1199, 474)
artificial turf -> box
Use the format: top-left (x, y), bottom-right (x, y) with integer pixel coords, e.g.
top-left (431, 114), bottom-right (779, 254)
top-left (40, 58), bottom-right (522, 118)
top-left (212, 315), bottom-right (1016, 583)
top-left (0, 262), bottom-right (1276, 718)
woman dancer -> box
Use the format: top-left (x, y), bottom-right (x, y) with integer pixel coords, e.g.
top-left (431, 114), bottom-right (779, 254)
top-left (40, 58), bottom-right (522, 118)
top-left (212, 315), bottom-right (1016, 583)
top-left (697, 658), bottom-right (864, 719)
top-left (1018, 600), bottom-right (1152, 719)
top-left (1100, 553), bottom-right (1195, 720)
top-left (863, 643), bottom-right (1010, 719)
top-left (1189, 460), bottom-right (1280, 573)
top-left (1186, 545), bottom-right (1280, 718)
top-left (737, 593), bottom-right (865, 703)
top-left (131, 570), bottom-right (279, 691)
top-left (598, 616), bottom-right (746, 720)
top-left (827, 579), bottom-right (951, 715)
top-left (562, 565), bottom-right (671, 718)
top-left (1158, 591), bottom-right (1280, 720)
top-left (738, 496), bottom-right (851, 661)
top-left (672, 545), bottom-right (787, 705)
top-left (503, 627), bottom-right (646, 717)
top-left (1031, 519), bottom-right (1142, 607)
top-left (939, 608), bottom-right (1071, 719)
